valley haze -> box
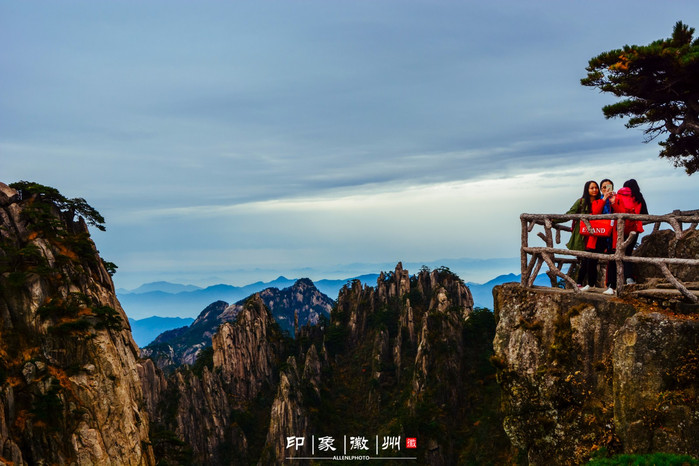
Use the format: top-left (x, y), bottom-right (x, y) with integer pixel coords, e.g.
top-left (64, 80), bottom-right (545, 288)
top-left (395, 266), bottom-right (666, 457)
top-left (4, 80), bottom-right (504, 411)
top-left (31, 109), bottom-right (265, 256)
top-left (117, 257), bottom-right (523, 319)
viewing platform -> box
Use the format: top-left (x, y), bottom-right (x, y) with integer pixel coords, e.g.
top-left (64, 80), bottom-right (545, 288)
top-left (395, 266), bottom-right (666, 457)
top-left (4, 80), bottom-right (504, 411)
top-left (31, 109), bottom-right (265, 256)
top-left (520, 210), bottom-right (699, 304)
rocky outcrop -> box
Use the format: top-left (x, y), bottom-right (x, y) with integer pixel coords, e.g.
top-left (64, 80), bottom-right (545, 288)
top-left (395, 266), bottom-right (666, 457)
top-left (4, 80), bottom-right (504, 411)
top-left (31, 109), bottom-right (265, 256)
top-left (213, 294), bottom-right (284, 404)
top-left (140, 292), bottom-right (287, 463)
top-left (0, 180), bottom-right (513, 466)
top-left (322, 264), bottom-right (507, 464)
top-left (138, 262), bottom-right (507, 465)
top-left (494, 282), bottom-right (699, 464)
top-left (166, 367), bottom-right (233, 463)
top-left (634, 229), bottom-right (699, 282)
top-left (136, 358), bottom-right (166, 421)
top-left (0, 182), bottom-right (154, 465)
top-left (142, 280), bottom-right (333, 372)
top-left (613, 312), bottom-right (699, 455)
top-left (261, 356), bottom-right (314, 464)
top-left (1, 181), bottom-right (508, 465)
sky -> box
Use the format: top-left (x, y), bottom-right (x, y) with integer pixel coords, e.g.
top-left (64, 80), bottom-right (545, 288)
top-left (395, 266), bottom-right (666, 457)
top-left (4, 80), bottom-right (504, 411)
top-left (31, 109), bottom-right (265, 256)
top-left (2, 0), bottom-right (699, 290)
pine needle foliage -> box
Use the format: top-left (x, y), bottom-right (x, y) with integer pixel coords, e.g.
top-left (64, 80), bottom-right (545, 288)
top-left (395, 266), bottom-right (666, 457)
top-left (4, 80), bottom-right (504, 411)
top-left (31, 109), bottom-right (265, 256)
top-left (9, 181), bottom-right (106, 231)
top-left (582, 22), bottom-right (699, 174)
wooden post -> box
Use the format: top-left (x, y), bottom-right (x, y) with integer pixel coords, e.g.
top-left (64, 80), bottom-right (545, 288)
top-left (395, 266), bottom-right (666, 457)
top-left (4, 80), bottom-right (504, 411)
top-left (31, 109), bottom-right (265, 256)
top-left (529, 257), bottom-right (544, 287)
top-left (542, 252), bottom-right (578, 290)
top-left (521, 215), bottom-right (528, 286)
top-left (616, 215), bottom-right (625, 294)
top-left (544, 217), bottom-right (553, 248)
top-left (659, 263), bottom-right (699, 304)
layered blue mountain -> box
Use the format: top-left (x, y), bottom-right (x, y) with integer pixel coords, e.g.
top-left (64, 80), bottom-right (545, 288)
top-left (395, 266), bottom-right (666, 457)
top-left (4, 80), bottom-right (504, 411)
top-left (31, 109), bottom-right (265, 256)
top-left (119, 281), bottom-right (202, 294)
top-left (128, 316), bottom-right (195, 347)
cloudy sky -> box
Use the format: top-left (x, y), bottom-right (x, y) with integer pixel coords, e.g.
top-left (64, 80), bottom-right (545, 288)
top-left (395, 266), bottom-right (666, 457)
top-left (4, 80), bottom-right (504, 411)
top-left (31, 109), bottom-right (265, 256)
top-left (2, 1), bottom-right (698, 289)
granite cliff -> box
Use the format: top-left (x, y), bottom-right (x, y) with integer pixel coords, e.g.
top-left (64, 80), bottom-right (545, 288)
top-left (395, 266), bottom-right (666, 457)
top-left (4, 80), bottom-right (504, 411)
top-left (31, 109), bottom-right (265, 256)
top-left (0, 182), bottom-right (154, 464)
top-left (139, 293), bottom-right (285, 464)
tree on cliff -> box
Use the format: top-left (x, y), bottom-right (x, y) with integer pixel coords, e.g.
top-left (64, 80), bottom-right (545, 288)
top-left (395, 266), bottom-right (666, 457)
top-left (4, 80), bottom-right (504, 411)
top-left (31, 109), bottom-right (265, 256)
top-left (581, 21), bottom-right (699, 174)
top-left (9, 180), bottom-right (106, 231)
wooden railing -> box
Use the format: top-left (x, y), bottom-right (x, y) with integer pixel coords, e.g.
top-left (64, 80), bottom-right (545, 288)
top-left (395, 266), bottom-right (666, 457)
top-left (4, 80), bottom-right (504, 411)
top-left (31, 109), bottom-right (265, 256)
top-left (520, 210), bottom-right (699, 303)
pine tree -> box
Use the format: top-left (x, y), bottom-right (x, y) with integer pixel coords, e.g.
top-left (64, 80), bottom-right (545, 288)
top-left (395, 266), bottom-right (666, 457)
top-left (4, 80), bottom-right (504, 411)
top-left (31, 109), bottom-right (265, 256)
top-left (582, 21), bottom-right (699, 174)
top-left (9, 181), bottom-right (106, 231)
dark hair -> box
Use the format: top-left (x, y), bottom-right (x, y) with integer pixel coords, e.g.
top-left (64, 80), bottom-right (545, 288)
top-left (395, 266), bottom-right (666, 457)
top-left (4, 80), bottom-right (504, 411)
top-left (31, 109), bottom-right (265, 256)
top-left (600, 178), bottom-right (613, 189)
top-left (581, 180), bottom-right (600, 212)
top-left (623, 179), bottom-right (648, 214)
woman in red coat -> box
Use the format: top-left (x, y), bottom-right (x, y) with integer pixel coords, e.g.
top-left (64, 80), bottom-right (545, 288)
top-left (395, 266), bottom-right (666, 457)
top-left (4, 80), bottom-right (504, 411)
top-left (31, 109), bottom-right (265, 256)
top-left (573, 181), bottom-right (600, 289)
top-left (604, 179), bottom-right (648, 295)
top-left (578, 182), bottom-right (612, 291)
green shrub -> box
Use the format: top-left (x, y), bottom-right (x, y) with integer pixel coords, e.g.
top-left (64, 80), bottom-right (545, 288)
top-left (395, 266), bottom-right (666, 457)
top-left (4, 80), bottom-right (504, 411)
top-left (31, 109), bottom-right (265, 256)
top-left (94, 305), bottom-right (123, 330)
top-left (38, 298), bottom-right (81, 319)
top-left (31, 378), bottom-right (64, 425)
top-left (0, 241), bottom-right (51, 286)
top-left (102, 260), bottom-right (118, 276)
top-left (368, 304), bottom-right (400, 337)
top-left (325, 324), bottom-right (348, 356)
top-left (588, 452), bottom-right (699, 465)
top-left (49, 319), bottom-right (92, 336)
top-left (149, 427), bottom-right (194, 465)
top-left (191, 346), bottom-right (214, 377)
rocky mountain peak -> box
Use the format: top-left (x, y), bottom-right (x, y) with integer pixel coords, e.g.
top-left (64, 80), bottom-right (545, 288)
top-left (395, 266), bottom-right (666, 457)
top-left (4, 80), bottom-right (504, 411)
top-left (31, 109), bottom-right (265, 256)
top-left (212, 294), bottom-right (283, 403)
top-left (139, 261), bottom-right (506, 464)
top-left (292, 277), bottom-right (315, 289)
top-left (192, 300), bottom-right (230, 325)
top-left (142, 279), bottom-right (333, 372)
top-left (140, 292), bottom-right (288, 463)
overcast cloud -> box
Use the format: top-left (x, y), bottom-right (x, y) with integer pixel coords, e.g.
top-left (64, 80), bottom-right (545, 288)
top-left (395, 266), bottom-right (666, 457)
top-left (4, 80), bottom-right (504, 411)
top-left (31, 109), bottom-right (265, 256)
top-left (2, 0), bottom-right (698, 290)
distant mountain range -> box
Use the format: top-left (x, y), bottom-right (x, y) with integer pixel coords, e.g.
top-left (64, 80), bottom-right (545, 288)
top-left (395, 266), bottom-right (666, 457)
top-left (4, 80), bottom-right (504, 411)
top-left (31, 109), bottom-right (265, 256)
top-left (121, 281), bottom-right (202, 294)
top-left (125, 271), bottom-right (552, 346)
top-left (128, 316), bottom-right (195, 347)
top-left (140, 278), bottom-right (335, 372)
top-left (117, 274), bottom-right (379, 320)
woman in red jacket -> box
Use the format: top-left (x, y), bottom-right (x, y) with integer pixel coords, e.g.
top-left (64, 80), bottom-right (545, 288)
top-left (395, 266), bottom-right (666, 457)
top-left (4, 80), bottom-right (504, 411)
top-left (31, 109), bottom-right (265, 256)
top-left (604, 179), bottom-right (648, 295)
top-left (578, 181), bottom-right (613, 291)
